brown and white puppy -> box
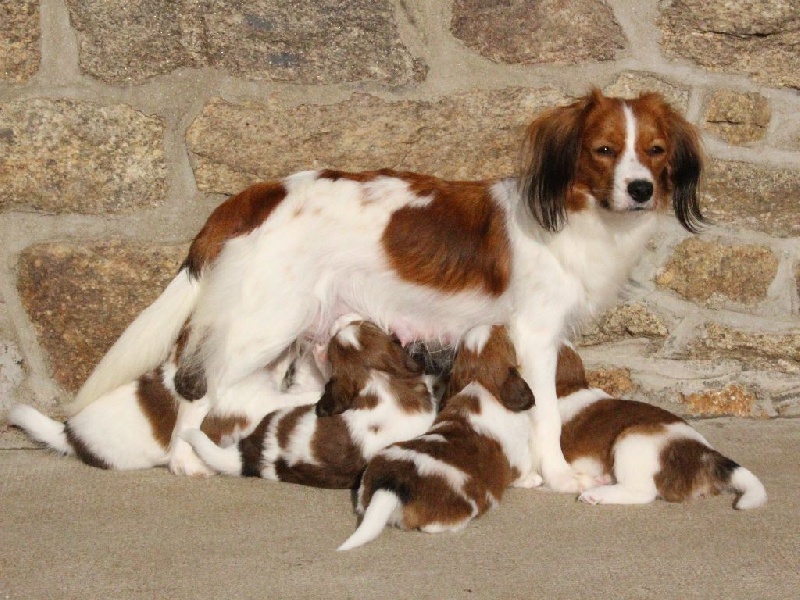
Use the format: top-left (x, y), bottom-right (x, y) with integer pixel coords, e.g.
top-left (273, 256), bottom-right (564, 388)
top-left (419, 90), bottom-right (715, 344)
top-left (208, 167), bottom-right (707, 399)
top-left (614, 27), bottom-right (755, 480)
top-left (550, 345), bottom-right (766, 509)
top-left (337, 325), bottom-right (535, 551)
top-left (182, 317), bottom-right (437, 488)
top-left (8, 337), bottom-right (321, 472)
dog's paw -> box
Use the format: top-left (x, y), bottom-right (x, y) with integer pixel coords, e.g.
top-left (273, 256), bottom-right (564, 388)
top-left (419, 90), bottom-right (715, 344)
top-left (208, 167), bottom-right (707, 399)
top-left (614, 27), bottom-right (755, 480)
top-left (168, 438), bottom-right (214, 477)
top-left (513, 471), bottom-right (544, 489)
top-left (543, 465), bottom-right (583, 494)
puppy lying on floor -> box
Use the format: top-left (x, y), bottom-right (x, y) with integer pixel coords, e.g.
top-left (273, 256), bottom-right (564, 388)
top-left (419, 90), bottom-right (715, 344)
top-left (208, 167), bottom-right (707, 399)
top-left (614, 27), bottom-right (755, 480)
top-left (338, 324), bottom-right (534, 551)
top-left (552, 345), bottom-right (767, 509)
top-left (183, 317), bottom-right (437, 488)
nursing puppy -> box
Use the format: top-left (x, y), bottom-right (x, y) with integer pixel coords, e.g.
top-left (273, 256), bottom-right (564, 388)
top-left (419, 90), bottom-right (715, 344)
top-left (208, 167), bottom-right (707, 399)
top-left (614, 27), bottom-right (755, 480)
top-left (183, 317), bottom-right (437, 488)
top-left (338, 325), bottom-right (534, 551)
top-left (552, 345), bottom-right (767, 509)
top-left (8, 339), bottom-right (321, 472)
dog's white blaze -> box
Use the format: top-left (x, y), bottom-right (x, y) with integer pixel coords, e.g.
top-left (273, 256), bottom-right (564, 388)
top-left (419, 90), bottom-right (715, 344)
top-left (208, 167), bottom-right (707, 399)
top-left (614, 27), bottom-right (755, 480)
top-left (344, 372), bottom-right (435, 459)
top-left (335, 323), bottom-right (362, 350)
top-left (462, 324), bottom-right (492, 354)
top-left (380, 445), bottom-right (470, 491)
top-left (613, 105), bottom-right (653, 210)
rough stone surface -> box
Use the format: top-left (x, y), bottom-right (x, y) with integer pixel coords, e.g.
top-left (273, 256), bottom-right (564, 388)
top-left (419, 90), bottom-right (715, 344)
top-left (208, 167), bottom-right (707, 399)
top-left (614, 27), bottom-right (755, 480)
top-left (0, 1), bottom-right (39, 82)
top-left (701, 160), bottom-right (800, 238)
top-left (0, 99), bottom-right (166, 214)
top-left (0, 340), bottom-right (26, 411)
top-left (603, 72), bottom-right (690, 114)
top-left (67, 0), bottom-right (424, 85)
top-left (689, 322), bottom-right (800, 374)
top-left (656, 238), bottom-right (779, 307)
top-left (451, 0), bottom-right (626, 65)
top-left (17, 242), bottom-right (187, 394)
top-left (187, 88), bottom-right (569, 193)
top-left (581, 303), bottom-right (669, 346)
top-left (703, 90), bottom-right (771, 145)
top-left (659, 0), bottom-right (800, 89)
top-left (680, 383), bottom-right (763, 417)
top-left (586, 367), bottom-right (636, 399)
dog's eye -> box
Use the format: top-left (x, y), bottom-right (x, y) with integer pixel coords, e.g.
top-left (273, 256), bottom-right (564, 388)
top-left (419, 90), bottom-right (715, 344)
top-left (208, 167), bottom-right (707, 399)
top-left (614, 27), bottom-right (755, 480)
top-left (594, 146), bottom-right (616, 157)
top-left (647, 145), bottom-right (666, 156)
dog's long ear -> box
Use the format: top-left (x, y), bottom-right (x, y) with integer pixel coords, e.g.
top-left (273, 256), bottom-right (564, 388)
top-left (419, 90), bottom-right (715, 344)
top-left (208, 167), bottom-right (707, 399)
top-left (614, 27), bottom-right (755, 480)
top-left (666, 105), bottom-right (706, 233)
top-left (519, 91), bottom-right (597, 232)
top-left (498, 367), bottom-right (535, 412)
top-left (315, 376), bottom-right (358, 417)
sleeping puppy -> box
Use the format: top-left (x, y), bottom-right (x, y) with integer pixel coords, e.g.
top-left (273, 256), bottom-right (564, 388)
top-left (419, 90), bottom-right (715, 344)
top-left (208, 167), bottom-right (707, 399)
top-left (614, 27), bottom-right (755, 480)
top-left (182, 316), bottom-right (437, 488)
top-left (8, 338), bottom-right (322, 472)
top-left (338, 324), bottom-right (534, 551)
top-left (552, 345), bottom-right (767, 509)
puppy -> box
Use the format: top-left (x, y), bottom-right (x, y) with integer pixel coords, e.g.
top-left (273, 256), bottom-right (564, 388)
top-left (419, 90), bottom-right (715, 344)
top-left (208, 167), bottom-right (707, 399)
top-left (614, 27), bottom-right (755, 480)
top-left (338, 325), bottom-right (534, 551)
top-left (182, 317), bottom-right (437, 488)
top-left (552, 345), bottom-right (767, 509)
top-left (9, 339), bottom-right (321, 472)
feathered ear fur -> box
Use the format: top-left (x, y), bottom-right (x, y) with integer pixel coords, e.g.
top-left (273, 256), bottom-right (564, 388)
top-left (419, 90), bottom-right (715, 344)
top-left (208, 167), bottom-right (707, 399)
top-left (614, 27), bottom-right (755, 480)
top-left (519, 90), bottom-right (598, 232)
top-left (498, 367), bottom-right (535, 412)
top-left (666, 105), bottom-right (706, 232)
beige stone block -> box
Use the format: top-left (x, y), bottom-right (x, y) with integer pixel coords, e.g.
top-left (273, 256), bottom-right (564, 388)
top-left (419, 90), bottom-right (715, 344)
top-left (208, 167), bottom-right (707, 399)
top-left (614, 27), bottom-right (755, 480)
top-left (701, 160), bottom-right (800, 238)
top-left (187, 88), bottom-right (569, 194)
top-left (0, 1), bottom-right (39, 82)
top-left (656, 238), bottom-right (779, 306)
top-left (451, 0), bottom-right (626, 65)
top-left (703, 90), bottom-right (771, 145)
top-left (603, 72), bottom-right (690, 113)
top-left (67, 0), bottom-right (424, 85)
top-left (689, 323), bottom-right (800, 373)
top-left (659, 0), bottom-right (800, 89)
top-left (586, 367), bottom-right (636, 399)
top-left (17, 242), bottom-right (187, 393)
top-left (581, 303), bottom-right (669, 346)
top-left (0, 99), bottom-right (166, 214)
top-left (679, 383), bottom-right (764, 417)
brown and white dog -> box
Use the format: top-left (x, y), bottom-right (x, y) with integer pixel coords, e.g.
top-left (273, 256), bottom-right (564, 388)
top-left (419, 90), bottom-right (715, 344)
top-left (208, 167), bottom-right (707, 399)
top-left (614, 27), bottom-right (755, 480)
top-left (337, 325), bottom-right (535, 551)
top-left (182, 317), bottom-right (437, 487)
top-left (551, 345), bottom-right (767, 509)
top-left (69, 89), bottom-right (705, 490)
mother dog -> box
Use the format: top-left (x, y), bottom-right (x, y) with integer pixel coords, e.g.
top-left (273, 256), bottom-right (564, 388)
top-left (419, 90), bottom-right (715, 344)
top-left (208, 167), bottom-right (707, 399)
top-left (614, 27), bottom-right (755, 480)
top-left (71, 89), bottom-right (703, 490)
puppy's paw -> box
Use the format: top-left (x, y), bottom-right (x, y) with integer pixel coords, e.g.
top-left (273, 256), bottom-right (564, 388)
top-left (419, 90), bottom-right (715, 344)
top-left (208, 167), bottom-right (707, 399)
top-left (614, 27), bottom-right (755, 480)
top-left (512, 471), bottom-right (544, 489)
top-left (168, 438), bottom-right (214, 477)
top-left (543, 465), bottom-right (583, 494)
top-left (578, 489), bottom-right (602, 505)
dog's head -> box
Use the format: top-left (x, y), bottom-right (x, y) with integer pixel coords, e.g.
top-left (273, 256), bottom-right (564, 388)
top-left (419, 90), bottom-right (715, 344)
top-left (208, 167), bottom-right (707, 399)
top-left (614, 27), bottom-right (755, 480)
top-left (315, 318), bottom-right (424, 417)
top-left (519, 89), bottom-right (705, 233)
top-left (443, 325), bottom-right (534, 413)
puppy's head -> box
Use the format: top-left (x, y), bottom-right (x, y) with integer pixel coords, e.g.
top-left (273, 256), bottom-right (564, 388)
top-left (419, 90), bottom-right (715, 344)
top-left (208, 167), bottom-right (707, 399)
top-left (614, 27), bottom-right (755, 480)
top-left (444, 325), bottom-right (534, 413)
top-left (315, 319), bottom-right (423, 417)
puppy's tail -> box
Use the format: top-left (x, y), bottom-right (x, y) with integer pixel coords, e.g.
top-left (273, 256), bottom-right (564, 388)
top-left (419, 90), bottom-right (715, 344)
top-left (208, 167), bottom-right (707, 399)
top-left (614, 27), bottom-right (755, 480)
top-left (337, 490), bottom-right (400, 551)
top-left (705, 449), bottom-right (767, 510)
top-left (8, 404), bottom-right (74, 456)
top-left (68, 268), bottom-right (201, 416)
top-left (181, 429), bottom-right (242, 476)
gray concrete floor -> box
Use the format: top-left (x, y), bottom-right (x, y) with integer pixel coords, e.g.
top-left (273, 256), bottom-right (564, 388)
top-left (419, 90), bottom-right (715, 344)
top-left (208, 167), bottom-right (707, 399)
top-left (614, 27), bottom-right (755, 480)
top-left (1, 417), bottom-right (798, 600)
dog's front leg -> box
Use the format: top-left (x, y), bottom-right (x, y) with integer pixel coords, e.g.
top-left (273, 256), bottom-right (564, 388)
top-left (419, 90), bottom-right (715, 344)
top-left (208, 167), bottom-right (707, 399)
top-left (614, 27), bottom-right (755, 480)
top-left (510, 321), bottom-right (581, 494)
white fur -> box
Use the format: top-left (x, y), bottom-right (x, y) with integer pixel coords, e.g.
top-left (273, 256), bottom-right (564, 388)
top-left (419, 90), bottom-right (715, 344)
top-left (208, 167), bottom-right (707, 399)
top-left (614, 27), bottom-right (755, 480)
top-left (730, 467), bottom-right (767, 510)
top-left (8, 404), bottom-right (73, 456)
top-left (181, 429), bottom-right (242, 476)
top-left (613, 105), bottom-right (654, 211)
top-left (337, 490), bottom-right (401, 551)
top-left (76, 106), bottom-right (668, 487)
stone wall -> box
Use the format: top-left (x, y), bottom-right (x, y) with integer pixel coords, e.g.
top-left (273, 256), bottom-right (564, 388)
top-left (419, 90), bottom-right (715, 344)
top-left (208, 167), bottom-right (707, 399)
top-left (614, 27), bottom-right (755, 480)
top-left (1, 0), bottom-right (798, 421)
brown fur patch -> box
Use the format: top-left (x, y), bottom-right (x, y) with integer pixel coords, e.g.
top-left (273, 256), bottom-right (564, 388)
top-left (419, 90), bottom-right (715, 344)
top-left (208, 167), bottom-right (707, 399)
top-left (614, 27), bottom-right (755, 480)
top-left (555, 345), bottom-right (590, 398)
top-left (276, 405), bottom-right (314, 449)
top-left (200, 414), bottom-right (250, 445)
top-left (560, 399), bottom-right (683, 474)
top-left (136, 368), bottom-right (179, 449)
top-left (377, 172), bottom-right (511, 296)
top-left (655, 438), bottom-right (735, 503)
top-left (239, 412), bottom-right (275, 477)
top-left (183, 181), bottom-right (287, 277)
top-left (64, 424), bottom-right (111, 469)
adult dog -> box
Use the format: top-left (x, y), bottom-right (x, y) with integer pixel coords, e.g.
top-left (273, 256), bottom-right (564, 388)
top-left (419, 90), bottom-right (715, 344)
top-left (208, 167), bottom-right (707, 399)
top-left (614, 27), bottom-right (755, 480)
top-left (70, 89), bottom-right (704, 488)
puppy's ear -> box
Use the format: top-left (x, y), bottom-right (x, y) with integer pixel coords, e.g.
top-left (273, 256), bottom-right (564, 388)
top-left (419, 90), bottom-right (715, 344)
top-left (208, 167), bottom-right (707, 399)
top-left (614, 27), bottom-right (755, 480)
top-left (519, 91), bottom-right (597, 232)
top-left (315, 376), bottom-right (358, 417)
top-left (498, 367), bottom-right (535, 412)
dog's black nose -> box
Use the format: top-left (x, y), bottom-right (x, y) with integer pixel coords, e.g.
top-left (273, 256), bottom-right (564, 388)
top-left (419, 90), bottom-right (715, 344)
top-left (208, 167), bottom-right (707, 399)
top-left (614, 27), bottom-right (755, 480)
top-left (627, 180), bottom-right (654, 203)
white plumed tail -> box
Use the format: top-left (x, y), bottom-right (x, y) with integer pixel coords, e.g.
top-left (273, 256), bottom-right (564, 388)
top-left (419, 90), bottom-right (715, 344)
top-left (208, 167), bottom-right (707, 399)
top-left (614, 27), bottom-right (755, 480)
top-left (181, 429), bottom-right (243, 476)
top-left (8, 404), bottom-right (73, 456)
top-left (67, 268), bottom-right (200, 416)
top-left (337, 490), bottom-right (400, 551)
top-left (730, 466), bottom-right (767, 510)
